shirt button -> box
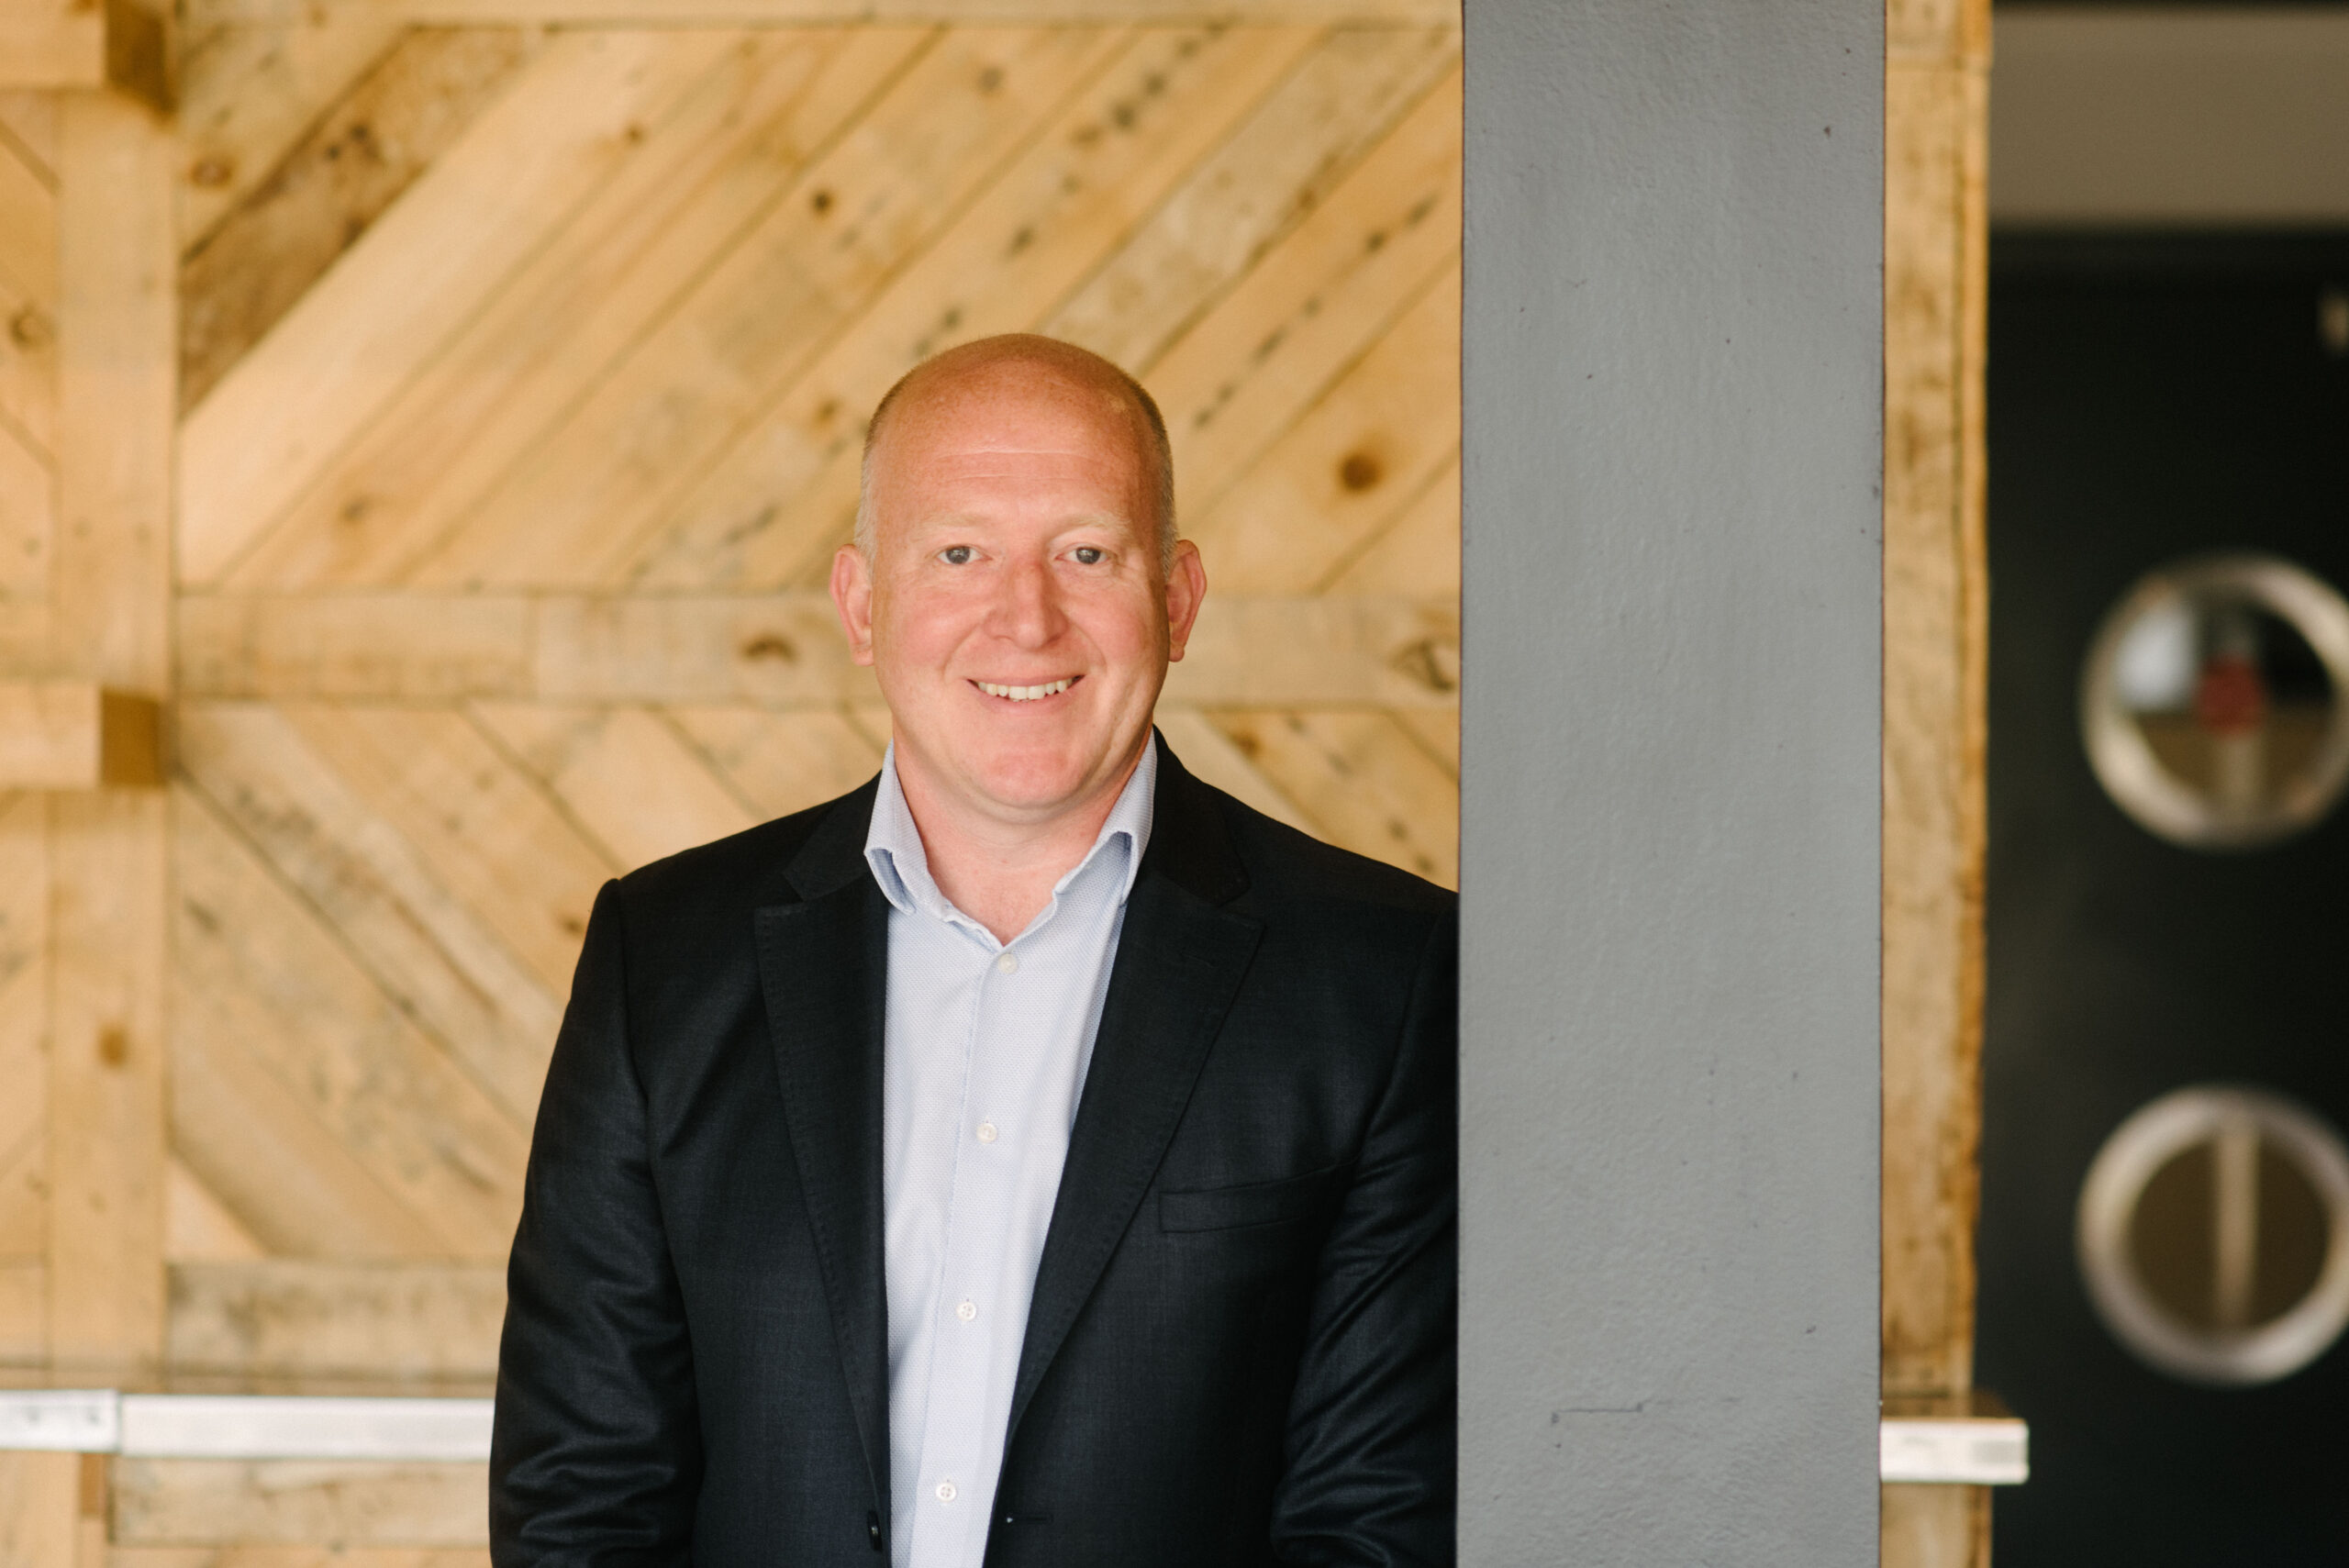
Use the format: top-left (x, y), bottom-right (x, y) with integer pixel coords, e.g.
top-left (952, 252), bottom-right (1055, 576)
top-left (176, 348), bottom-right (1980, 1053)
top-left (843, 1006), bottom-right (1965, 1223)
top-left (935, 1481), bottom-right (957, 1503)
top-left (975, 1121), bottom-right (998, 1144)
top-left (995, 951), bottom-right (1019, 975)
top-left (956, 1299), bottom-right (977, 1322)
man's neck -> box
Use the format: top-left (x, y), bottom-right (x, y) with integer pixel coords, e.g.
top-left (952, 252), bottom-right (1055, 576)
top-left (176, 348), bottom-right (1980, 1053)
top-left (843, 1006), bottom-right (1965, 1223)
top-left (893, 744), bottom-right (1146, 945)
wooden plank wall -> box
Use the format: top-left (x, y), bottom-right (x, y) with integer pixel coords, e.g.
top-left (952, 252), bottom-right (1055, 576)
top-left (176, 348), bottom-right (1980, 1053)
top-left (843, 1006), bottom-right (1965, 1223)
top-left (3, 6), bottom-right (1464, 1560)
top-left (4, 4), bottom-right (1997, 1562)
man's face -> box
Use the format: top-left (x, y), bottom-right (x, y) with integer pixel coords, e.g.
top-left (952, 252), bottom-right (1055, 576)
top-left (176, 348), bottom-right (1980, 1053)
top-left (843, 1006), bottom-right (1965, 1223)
top-left (831, 361), bottom-right (1206, 828)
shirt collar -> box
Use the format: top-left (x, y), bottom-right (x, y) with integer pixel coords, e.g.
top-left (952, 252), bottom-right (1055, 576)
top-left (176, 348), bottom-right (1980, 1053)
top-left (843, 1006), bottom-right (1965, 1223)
top-left (863, 739), bottom-right (1158, 933)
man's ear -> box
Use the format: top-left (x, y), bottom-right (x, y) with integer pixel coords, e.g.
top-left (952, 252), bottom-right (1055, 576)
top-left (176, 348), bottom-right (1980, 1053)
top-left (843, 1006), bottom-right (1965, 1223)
top-left (1164, 539), bottom-right (1207, 662)
top-left (831, 543), bottom-right (877, 668)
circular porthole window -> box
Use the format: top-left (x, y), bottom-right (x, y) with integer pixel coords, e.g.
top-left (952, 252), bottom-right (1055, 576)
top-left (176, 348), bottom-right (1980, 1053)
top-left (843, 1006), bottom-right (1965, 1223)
top-left (2080, 553), bottom-right (2349, 850)
top-left (2078, 1085), bottom-right (2349, 1386)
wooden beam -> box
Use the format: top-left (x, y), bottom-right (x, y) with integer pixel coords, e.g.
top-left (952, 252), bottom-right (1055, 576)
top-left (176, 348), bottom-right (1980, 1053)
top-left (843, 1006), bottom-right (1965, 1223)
top-left (0, 681), bottom-right (161, 788)
top-left (1882, 0), bottom-right (1991, 1562)
top-left (0, 0), bottom-right (175, 112)
top-left (48, 88), bottom-right (173, 1377)
top-left (173, 593), bottom-right (1462, 708)
top-left (0, 3), bottom-right (103, 94)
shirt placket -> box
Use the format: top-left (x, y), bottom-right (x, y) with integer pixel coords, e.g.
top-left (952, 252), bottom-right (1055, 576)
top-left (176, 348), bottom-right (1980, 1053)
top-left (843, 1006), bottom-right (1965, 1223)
top-left (910, 933), bottom-right (1019, 1566)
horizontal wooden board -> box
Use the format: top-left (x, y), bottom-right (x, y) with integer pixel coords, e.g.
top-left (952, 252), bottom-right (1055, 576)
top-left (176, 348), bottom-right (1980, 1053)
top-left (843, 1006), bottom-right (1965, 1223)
top-left (177, 594), bottom-right (1458, 706)
top-left (112, 1460), bottom-right (486, 1547)
top-left (194, 0), bottom-right (1455, 20)
top-left (0, 3), bottom-right (101, 92)
top-left (168, 1262), bottom-right (505, 1381)
top-left (0, 1260), bottom-right (40, 1359)
top-left (113, 1547), bottom-right (489, 1568)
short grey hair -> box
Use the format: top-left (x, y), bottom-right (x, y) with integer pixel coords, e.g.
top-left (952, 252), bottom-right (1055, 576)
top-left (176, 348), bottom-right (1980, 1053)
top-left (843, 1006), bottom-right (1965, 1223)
top-left (852, 338), bottom-right (1177, 573)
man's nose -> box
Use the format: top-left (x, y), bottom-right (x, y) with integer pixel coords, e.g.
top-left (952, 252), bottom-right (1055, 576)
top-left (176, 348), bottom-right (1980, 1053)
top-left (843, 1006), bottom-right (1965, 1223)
top-left (991, 556), bottom-right (1066, 648)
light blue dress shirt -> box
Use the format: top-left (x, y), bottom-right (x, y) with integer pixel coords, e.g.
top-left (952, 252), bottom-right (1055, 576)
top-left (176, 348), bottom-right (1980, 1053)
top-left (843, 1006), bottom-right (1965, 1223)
top-left (864, 741), bottom-right (1156, 1568)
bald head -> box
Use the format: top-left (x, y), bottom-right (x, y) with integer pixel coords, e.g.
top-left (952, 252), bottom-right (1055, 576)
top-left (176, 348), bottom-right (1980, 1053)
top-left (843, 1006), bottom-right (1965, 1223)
top-left (854, 335), bottom-right (1175, 571)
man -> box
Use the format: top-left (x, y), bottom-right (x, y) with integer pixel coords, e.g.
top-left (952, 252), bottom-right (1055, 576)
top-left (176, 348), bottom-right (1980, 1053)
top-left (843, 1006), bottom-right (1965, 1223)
top-left (491, 336), bottom-right (1456, 1567)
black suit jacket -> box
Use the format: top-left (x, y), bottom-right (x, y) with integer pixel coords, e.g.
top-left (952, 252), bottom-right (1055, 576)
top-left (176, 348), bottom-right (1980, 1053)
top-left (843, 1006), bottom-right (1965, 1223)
top-left (491, 737), bottom-right (1457, 1566)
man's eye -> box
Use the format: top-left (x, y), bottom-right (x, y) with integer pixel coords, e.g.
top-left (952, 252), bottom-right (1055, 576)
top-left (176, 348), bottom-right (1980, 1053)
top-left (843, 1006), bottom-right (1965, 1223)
top-left (940, 545), bottom-right (974, 565)
top-left (1073, 546), bottom-right (1104, 565)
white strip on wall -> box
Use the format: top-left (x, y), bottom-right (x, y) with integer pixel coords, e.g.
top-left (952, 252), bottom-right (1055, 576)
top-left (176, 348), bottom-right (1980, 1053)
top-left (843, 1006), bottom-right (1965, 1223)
top-left (0, 1391), bottom-right (2023, 1480)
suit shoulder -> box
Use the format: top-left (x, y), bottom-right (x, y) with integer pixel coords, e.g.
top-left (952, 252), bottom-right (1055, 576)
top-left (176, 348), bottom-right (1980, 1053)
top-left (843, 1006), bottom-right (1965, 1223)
top-left (611, 781), bottom-right (873, 919)
top-left (1208, 784), bottom-right (1455, 919)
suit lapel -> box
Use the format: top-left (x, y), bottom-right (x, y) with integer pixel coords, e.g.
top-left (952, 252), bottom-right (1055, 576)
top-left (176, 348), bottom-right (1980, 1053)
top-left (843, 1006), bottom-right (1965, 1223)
top-left (756, 784), bottom-right (892, 1517)
top-left (1006, 745), bottom-right (1264, 1443)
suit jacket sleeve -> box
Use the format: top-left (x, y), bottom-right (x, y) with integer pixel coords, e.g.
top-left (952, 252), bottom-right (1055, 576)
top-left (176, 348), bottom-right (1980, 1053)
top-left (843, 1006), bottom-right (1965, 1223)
top-left (492, 880), bottom-right (702, 1568)
top-left (1272, 906), bottom-right (1459, 1567)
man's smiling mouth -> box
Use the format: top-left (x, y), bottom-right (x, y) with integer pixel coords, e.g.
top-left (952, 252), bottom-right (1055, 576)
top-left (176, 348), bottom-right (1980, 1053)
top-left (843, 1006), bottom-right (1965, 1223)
top-left (974, 677), bottom-right (1077, 702)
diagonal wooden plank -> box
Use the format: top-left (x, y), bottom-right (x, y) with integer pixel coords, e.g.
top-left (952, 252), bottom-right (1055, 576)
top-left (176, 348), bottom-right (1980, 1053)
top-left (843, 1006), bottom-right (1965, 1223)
top-left (182, 27), bottom-right (546, 410)
top-left (620, 22), bottom-right (1323, 591)
top-left (473, 703), bottom-right (759, 871)
top-left (284, 702), bottom-right (615, 993)
top-left (173, 782), bottom-right (526, 1259)
top-left (0, 419), bottom-right (52, 597)
top-left (1152, 707), bottom-right (1315, 833)
top-left (0, 1126), bottom-right (41, 1259)
top-left (176, 12), bottom-right (409, 256)
top-left (1180, 257), bottom-right (1456, 592)
top-left (0, 790), bottom-right (46, 1169)
top-left (226, 27), bottom-right (924, 593)
top-left (0, 92), bottom-right (58, 184)
top-left (1207, 709), bottom-right (1455, 886)
top-left (1320, 445), bottom-right (1455, 595)
top-left (180, 28), bottom-right (751, 584)
top-left (165, 1157), bottom-right (269, 1262)
top-left (1391, 706), bottom-right (1457, 777)
top-left (406, 26), bottom-right (1128, 591)
top-left (0, 136), bottom-right (56, 308)
top-left (0, 1265), bottom-right (44, 1359)
top-left (173, 1007), bottom-right (450, 1262)
top-left (1045, 28), bottom-right (1454, 373)
top-left (178, 702), bottom-right (560, 1126)
top-left (668, 705), bottom-right (883, 820)
top-left (0, 261), bottom-right (56, 461)
top-left (1134, 61), bottom-right (1458, 510)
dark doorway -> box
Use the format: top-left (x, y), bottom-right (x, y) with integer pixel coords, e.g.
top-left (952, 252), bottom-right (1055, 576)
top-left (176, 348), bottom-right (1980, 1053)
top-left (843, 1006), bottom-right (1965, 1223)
top-left (1979, 233), bottom-right (2349, 1565)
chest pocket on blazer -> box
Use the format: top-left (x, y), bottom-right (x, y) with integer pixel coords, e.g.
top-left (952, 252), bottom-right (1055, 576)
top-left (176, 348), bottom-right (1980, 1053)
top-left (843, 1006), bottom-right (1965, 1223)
top-left (1158, 1162), bottom-right (1342, 1233)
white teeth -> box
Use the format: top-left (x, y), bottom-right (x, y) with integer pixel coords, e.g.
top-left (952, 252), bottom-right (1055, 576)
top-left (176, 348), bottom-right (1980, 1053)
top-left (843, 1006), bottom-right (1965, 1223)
top-left (977, 678), bottom-right (1074, 701)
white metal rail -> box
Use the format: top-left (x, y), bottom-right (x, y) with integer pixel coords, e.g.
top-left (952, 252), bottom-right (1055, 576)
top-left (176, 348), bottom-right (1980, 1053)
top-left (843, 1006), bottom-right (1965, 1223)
top-left (0, 1391), bottom-right (2026, 1484)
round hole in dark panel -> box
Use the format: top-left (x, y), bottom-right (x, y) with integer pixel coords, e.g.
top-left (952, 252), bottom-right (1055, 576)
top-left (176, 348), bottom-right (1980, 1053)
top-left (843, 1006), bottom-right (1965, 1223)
top-left (2081, 553), bottom-right (2349, 850)
top-left (2080, 1085), bottom-right (2349, 1386)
